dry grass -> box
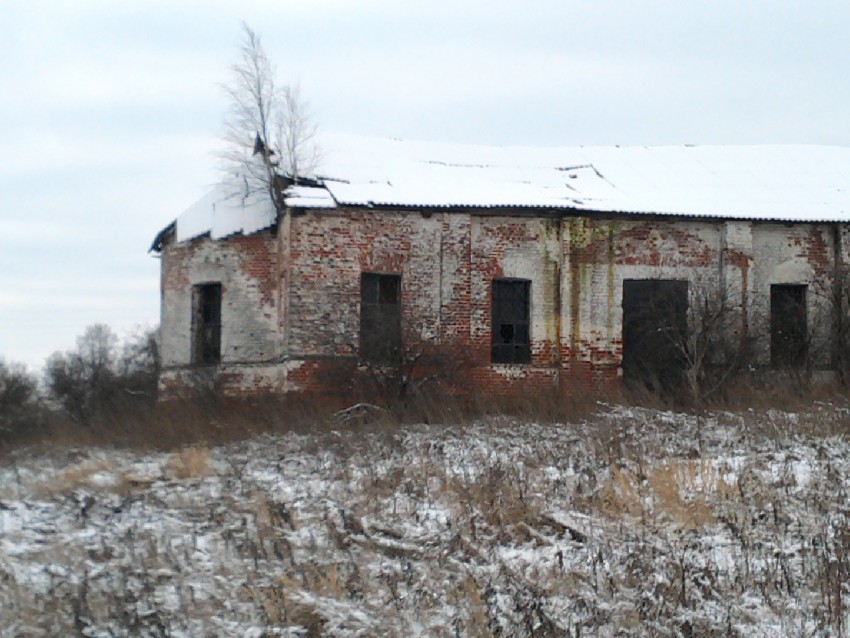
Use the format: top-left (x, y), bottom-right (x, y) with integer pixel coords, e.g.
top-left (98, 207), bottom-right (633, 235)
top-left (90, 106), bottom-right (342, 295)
top-left (594, 465), bottom-right (645, 519)
top-left (648, 459), bottom-right (738, 528)
top-left (591, 458), bottom-right (739, 529)
top-left (0, 395), bottom-right (341, 456)
top-left (449, 575), bottom-right (493, 638)
top-left (5, 403), bottom-right (850, 635)
top-left (33, 458), bottom-right (132, 498)
top-left (5, 377), bottom-right (850, 459)
top-left (164, 446), bottom-right (210, 479)
top-left (470, 385), bottom-right (605, 425)
top-left (244, 564), bottom-right (356, 635)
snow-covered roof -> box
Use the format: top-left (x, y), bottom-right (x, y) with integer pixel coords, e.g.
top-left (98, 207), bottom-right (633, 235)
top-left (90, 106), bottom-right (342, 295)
top-left (174, 179), bottom-right (277, 243)
top-left (166, 135), bottom-right (850, 247)
top-left (283, 184), bottom-right (337, 210)
top-left (317, 135), bottom-right (850, 221)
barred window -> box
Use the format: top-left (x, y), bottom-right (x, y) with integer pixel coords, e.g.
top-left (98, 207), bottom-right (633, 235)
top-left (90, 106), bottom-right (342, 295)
top-left (492, 279), bottom-right (531, 364)
top-left (360, 273), bottom-right (402, 363)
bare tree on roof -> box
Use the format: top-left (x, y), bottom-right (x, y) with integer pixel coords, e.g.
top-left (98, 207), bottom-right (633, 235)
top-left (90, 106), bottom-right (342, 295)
top-left (220, 23), bottom-right (320, 212)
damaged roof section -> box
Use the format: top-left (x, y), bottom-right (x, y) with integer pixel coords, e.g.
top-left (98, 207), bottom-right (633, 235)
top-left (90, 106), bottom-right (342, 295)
top-left (158, 135), bottom-right (850, 250)
top-left (175, 178), bottom-right (277, 243)
top-left (317, 135), bottom-right (850, 221)
top-left (159, 176), bottom-right (336, 249)
top-left (283, 184), bottom-right (337, 209)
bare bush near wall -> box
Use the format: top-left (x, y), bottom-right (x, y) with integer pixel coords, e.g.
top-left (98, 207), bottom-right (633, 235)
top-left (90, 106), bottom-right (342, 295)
top-left (677, 280), bottom-right (753, 408)
top-left (631, 278), bottom-right (752, 408)
top-left (344, 319), bottom-right (474, 418)
top-left (771, 264), bottom-right (850, 393)
top-left (828, 259), bottom-right (850, 385)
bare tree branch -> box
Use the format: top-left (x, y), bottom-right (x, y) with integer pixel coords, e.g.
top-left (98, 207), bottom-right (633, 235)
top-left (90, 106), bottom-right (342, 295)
top-left (220, 23), bottom-right (320, 212)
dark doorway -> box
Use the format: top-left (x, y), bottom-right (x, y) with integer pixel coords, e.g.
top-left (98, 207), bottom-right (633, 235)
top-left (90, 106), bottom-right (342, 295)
top-left (771, 284), bottom-right (807, 367)
top-left (193, 283), bottom-right (222, 365)
top-left (622, 279), bottom-right (688, 392)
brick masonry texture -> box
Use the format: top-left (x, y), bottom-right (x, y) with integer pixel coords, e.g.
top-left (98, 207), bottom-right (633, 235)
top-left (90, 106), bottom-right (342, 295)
top-left (158, 210), bottom-right (850, 399)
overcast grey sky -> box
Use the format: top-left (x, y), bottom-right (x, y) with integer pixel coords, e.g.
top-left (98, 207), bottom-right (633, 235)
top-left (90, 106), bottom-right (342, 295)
top-left (3, 0), bottom-right (850, 371)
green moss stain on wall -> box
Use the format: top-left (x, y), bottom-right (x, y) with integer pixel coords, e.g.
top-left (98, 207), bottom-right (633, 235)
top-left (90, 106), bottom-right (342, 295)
top-left (541, 219), bottom-right (562, 364)
top-left (607, 223), bottom-right (616, 340)
top-left (568, 218), bottom-right (587, 360)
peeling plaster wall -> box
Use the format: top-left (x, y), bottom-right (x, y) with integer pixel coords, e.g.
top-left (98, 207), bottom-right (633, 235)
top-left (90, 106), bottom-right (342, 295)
top-left (750, 223), bottom-right (837, 366)
top-left (159, 361), bottom-right (305, 398)
top-left (562, 218), bottom-right (724, 386)
top-left (159, 233), bottom-right (282, 395)
top-left (158, 209), bottom-right (845, 398)
top-left (468, 216), bottom-right (563, 394)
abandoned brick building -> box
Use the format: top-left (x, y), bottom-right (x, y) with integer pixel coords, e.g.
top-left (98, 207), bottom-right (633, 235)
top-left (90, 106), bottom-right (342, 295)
top-left (151, 136), bottom-right (850, 398)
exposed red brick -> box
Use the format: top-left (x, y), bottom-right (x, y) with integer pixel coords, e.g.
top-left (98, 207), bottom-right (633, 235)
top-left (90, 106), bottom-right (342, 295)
top-left (157, 212), bottom-right (842, 401)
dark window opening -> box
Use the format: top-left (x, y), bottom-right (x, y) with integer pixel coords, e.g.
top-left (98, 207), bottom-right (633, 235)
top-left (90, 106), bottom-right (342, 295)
top-left (771, 284), bottom-right (807, 367)
top-left (193, 283), bottom-right (221, 365)
top-left (360, 273), bottom-right (402, 363)
top-left (492, 279), bottom-right (531, 364)
top-left (622, 279), bottom-right (688, 393)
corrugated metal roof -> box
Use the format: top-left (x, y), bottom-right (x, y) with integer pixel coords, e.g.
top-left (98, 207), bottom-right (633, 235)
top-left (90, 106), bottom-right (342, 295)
top-left (315, 136), bottom-right (850, 222)
top-left (163, 136), bottom-right (850, 248)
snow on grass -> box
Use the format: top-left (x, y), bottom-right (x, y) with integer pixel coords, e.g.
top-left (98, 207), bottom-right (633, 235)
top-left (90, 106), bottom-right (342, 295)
top-left (1, 405), bottom-right (850, 636)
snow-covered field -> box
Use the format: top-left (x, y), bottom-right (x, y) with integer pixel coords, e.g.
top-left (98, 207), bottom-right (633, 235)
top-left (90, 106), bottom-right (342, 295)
top-left (2, 404), bottom-right (850, 636)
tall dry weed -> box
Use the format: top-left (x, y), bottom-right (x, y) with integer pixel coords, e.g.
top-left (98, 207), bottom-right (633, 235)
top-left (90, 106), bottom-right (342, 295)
top-left (165, 446), bottom-right (210, 479)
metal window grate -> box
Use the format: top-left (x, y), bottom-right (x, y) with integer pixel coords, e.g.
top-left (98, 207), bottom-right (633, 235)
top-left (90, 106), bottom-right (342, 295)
top-left (360, 273), bottom-right (402, 363)
top-left (491, 279), bottom-right (531, 364)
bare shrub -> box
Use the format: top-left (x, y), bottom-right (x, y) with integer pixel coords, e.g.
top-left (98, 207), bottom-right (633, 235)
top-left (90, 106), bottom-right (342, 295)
top-left (628, 277), bottom-right (754, 410)
top-left (0, 359), bottom-right (42, 444)
top-left (45, 324), bottom-right (159, 427)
